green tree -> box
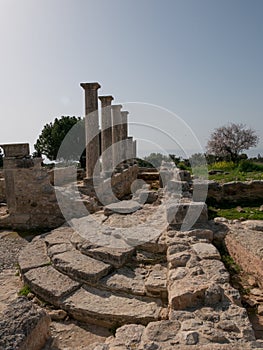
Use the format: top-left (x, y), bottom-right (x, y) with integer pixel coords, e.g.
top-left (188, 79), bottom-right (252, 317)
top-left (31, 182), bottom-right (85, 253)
top-left (143, 153), bottom-right (171, 168)
top-left (34, 116), bottom-right (85, 162)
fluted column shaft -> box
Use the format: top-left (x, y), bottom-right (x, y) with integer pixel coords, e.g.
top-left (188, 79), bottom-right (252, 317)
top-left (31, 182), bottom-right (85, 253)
top-left (99, 95), bottom-right (114, 176)
top-left (80, 82), bottom-right (101, 178)
top-left (111, 105), bottom-right (122, 169)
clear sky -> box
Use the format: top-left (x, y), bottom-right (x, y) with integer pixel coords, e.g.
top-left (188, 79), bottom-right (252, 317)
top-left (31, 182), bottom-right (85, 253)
top-left (0, 0), bottom-right (262, 157)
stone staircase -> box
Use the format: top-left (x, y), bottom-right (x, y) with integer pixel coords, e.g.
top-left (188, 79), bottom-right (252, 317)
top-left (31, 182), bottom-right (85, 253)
top-left (18, 223), bottom-right (167, 328)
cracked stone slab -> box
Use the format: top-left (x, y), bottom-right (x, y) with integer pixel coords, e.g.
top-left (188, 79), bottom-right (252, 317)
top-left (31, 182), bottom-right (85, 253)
top-left (44, 226), bottom-right (75, 246)
top-left (99, 266), bottom-right (146, 296)
top-left (80, 244), bottom-right (135, 268)
top-left (23, 265), bottom-right (80, 305)
top-left (104, 200), bottom-right (142, 216)
top-left (47, 242), bottom-right (73, 257)
top-left (63, 286), bottom-right (163, 327)
top-left (18, 240), bottom-right (50, 273)
top-left (71, 230), bottom-right (135, 268)
top-left (51, 250), bottom-right (112, 284)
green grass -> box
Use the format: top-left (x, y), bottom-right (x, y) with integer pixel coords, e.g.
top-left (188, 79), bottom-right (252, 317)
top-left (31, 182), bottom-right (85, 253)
top-left (18, 284), bottom-right (31, 296)
top-left (209, 206), bottom-right (263, 220)
top-left (208, 161), bottom-right (263, 184)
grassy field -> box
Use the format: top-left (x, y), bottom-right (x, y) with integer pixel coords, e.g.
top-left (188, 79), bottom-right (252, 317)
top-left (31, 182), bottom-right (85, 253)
top-left (207, 160), bottom-right (263, 220)
top-left (209, 206), bottom-right (263, 221)
top-left (208, 160), bottom-right (263, 184)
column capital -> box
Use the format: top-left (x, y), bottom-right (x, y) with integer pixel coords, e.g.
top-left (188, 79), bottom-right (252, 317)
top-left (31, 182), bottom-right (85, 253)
top-left (80, 82), bottom-right (101, 91)
top-left (111, 104), bottom-right (122, 111)
top-left (121, 111), bottom-right (129, 117)
top-left (99, 95), bottom-right (114, 107)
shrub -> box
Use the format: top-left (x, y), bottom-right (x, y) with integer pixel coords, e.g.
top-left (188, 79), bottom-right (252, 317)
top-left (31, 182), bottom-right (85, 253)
top-left (238, 160), bottom-right (263, 172)
top-left (209, 161), bottom-right (236, 171)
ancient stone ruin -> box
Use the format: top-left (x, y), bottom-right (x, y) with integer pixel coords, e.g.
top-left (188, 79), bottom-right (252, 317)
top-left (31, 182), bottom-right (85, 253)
top-left (15, 163), bottom-right (263, 348)
top-left (0, 82), bottom-right (138, 230)
top-left (1, 82), bottom-right (263, 349)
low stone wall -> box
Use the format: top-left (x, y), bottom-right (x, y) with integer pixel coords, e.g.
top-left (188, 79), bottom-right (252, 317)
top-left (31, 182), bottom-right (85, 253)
top-left (48, 165), bottom-right (77, 186)
top-left (0, 178), bottom-right (5, 202)
top-left (206, 180), bottom-right (263, 206)
top-left (225, 221), bottom-right (263, 289)
top-left (0, 157), bottom-right (65, 230)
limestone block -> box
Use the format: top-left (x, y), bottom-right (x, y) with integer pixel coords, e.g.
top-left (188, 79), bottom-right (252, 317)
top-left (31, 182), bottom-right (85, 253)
top-left (142, 320), bottom-right (180, 343)
top-left (23, 265), bottom-right (80, 305)
top-left (166, 201), bottom-right (208, 225)
top-left (168, 275), bottom-right (209, 310)
top-left (104, 200), bottom-right (142, 216)
top-left (167, 180), bottom-right (189, 193)
top-left (99, 266), bottom-right (146, 296)
top-left (168, 252), bottom-right (191, 267)
top-left (18, 240), bottom-right (50, 273)
top-left (1, 143), bottom-right (30, 158)
top-left (175, 170), bottom-right (191, 182)
top-left (63, 286), bottom-right (162, 327)
top-left (51, 249), bottom-right (112, 284)
top-left (145, 264), bottom-right (167, 297)
top-left (137, 190), bottom-right (158, 204)
top-left (0, 297), bottom-right (50, 350)
top-left (192, 243), bottom-right (221, 260)
top-left (186, 229), bottom-right (214, 242)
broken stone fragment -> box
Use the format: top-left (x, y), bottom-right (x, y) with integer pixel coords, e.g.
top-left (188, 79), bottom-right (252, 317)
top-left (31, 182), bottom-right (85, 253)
top-left (0, 297), bottom-right (50, 350)
top-left (104, 200), bottom-right (142, 216)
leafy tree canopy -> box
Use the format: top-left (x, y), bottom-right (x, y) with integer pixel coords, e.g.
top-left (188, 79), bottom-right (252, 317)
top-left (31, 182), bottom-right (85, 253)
top-left (34, 116), bottom-right (85, 161)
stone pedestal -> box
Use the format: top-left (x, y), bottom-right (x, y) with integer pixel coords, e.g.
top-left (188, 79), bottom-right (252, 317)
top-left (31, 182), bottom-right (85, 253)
top-left (111, 105), bottom-right (122, 170)
top-left (80, 82), bottom-right (101, 179)
top-left (99, 96), bottom-right (114, 178)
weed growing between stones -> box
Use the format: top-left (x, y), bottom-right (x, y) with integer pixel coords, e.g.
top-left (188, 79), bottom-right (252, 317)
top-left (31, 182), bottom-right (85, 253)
top-left (18, 284), bottom-right (31, 297)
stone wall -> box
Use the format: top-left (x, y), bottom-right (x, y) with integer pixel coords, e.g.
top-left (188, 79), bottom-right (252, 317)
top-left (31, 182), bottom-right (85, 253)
top-left (0, 144), bottom-right (65, 230)
top-left (225, 221), bottom-right (263, 289)
top-left (204, 180), bottom-right (263, 206)
top-left (0, 178), bottom-right (5, 202)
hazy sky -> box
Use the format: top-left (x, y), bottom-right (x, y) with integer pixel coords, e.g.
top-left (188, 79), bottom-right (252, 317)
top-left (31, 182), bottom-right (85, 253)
top-left (0, 0), bottom-right (262, 157)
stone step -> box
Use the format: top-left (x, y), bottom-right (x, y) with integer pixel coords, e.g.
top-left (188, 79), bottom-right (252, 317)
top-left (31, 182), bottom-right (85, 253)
top-left (98, 264), bottom-right (168, 301)
top-left (23, 265), bottom-right (80, 306)
top-left (51, 249), bottom-right (112, 284)
top-left (98, 266), bottom-right (146, 296)
top-left (62, 285), bottom-right (163, 328)
top-left (71, 231), bottom-right (135, 268)
top-left (18, 239), bottom-right (50, 273)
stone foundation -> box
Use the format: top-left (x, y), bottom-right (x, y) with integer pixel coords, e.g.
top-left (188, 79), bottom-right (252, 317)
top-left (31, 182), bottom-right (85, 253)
top-left (206, 180), bottom-right (263, 206)
top-left (0, 144), bottom-right (65, 230)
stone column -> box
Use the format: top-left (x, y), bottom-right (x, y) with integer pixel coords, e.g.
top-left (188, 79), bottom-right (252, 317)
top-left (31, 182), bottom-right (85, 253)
top-left (99, 95), bottom-right (114, 177)
top-left (80, 82), bottom-right (101, 179)
top-left (133, 139), bottom-right (137, 159)
top-left (127, 136), bottom-right (134, 161)
top-left (120, 111), bottom-right (129, 161)
top-left (111, 104), bottom-right (122, 170)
